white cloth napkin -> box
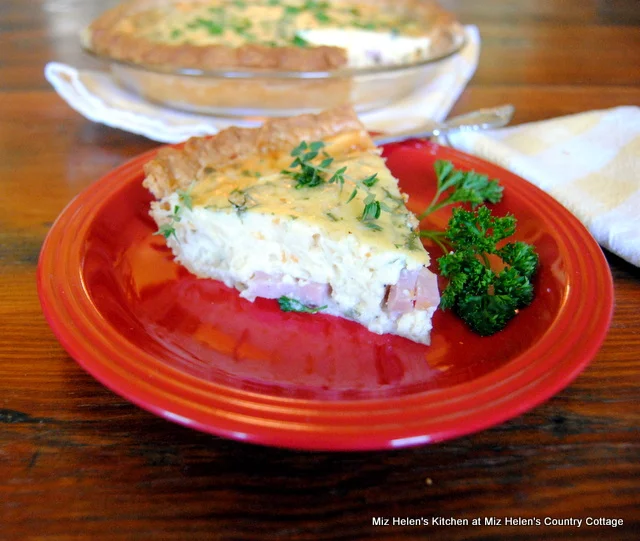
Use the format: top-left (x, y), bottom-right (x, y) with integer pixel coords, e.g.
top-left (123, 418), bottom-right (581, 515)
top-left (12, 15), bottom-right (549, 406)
top-left (446, 106), bottom-right (640, 267)
top-left (44, 26), bottom-right (480, 144)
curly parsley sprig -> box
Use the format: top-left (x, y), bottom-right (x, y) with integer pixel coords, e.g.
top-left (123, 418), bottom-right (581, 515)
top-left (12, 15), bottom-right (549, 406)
top-left (438, 206), bottom-right (539, 336)
top-left (415, 160), bottom-right (539, 335)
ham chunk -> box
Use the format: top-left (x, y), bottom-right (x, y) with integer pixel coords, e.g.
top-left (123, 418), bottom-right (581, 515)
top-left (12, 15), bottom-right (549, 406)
top-left (386, 267), bottom-right (440, 314)
top-left (244, 271), bottom-right (330, 306)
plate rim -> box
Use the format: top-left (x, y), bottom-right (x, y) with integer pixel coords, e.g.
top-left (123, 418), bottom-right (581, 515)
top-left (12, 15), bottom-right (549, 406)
top-left (37, 142), bottom-right (614, 450)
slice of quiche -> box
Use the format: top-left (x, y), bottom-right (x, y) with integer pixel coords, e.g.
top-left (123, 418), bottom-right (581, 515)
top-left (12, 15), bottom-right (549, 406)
top-left (143, 106), bottom-right (440, 344)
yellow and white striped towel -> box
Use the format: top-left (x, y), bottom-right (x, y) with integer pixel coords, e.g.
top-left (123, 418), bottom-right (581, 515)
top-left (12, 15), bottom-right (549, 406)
top-left (446, 106), bottom-right (640, 267)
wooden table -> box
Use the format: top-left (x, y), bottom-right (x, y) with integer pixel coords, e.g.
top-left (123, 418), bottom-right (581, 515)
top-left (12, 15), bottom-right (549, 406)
top-left (2, 1), bottom-right (639, 539)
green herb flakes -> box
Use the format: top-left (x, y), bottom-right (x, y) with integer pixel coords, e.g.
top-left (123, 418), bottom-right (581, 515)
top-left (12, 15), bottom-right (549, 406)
top-left (278, 296), bottom-right (326, 313)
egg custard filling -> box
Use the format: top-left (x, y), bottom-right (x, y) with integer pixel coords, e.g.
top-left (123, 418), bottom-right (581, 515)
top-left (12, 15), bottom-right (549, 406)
top-left (143, 106), bottom-right (440, 345)
top-left (85, 0), bottom-right (454, 71)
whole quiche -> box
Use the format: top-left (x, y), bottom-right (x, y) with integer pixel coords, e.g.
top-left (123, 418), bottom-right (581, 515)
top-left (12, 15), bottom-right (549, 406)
top-left (83, 0), bottom-right (458, 72)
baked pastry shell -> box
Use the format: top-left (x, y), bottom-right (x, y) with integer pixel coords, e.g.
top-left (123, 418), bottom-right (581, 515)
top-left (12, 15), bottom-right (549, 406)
top-left (81, 1), bottom-right (466, 117)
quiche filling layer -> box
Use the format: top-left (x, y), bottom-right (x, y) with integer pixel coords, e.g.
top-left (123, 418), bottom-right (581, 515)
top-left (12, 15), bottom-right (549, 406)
top-left (143, 107), bottom-right (440, 344)
top-left (108, 0), bottom-right (435, 68)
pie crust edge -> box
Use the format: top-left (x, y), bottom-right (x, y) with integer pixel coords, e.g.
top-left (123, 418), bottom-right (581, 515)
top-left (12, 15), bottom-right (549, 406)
top-left (85, 0), bottom-right (457, 72)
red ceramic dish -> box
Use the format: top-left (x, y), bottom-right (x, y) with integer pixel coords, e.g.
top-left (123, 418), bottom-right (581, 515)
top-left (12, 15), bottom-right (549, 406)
top-left (37, 140), bottom-right (613, 451)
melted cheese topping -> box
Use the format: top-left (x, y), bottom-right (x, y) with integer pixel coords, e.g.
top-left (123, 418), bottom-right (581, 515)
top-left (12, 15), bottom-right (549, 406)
top-left (120, 0), bottom-right (431, 68)
top-left (187, 131), bottom-right (425, 258)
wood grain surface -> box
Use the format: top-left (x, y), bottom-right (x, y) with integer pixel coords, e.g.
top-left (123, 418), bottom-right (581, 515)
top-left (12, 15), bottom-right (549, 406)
top-left (1, 0), bottom-right (639, 539)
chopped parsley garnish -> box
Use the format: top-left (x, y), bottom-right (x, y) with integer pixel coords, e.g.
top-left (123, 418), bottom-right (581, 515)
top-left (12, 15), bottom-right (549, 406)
top-left (328, 166), bottom-right (347, 189)
top-left (359, 193), bottom-right (383, 231)
top-left (361, 193), bottom-right (381, 222)
top-left (291, 33), bottom-right (310, 47)
top-left (285, 140), bottom-right (326, 188)
top-left (404, 231), bottom-right (420, 251)
top-left (285, 141), bottom-right (344, 189)
top-left (155, 203), bottom-right (182, 240)
top-left (313, 11), bottom-right (331, 23)
top-left (177, 188), bottom-right (193, 211)
top-left (284, 5), bottom-right (302, 15)
top-left (232, 18), bottom-right (254, 38)
top-left (282, 141), bottom-right (387, 229)
top-left (190, 18), bottom-right (225, 35)
top-left (380, 188), bottom-right (405, 210)
top-left (290, 0), bottom-right (331, 24)
top-left (228, 188), bottom-right (256, 212)
top-left (353, 21), bottom-right (377, 31)
top-left (362, 221), bottom-right (383, 232)
top-left (362, 173), bottom-right (378, 187)
top-left (156, 222), bottom-right (177, 240)
top-left (154, 186), bottom-right (194, 241)
top-left (345, 188), bottom-right (358, 203)
top-left (278, 296), bottom-right (326, 313)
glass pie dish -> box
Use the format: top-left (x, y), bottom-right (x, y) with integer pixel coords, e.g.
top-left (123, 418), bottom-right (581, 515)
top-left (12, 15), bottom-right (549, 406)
top-left (81, 1), bottom-right (466, 117)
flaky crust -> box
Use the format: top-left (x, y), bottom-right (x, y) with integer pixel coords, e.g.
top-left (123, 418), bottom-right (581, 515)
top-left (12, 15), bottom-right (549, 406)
top-left (143, 105), bottom-right (372, 199)
top-left (85, 0), bottom-right (456, 72)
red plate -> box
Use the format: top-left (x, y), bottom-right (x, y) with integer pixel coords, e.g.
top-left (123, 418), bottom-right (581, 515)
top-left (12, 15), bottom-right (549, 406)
top-left (37, 141), bottom-right (613, 450)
